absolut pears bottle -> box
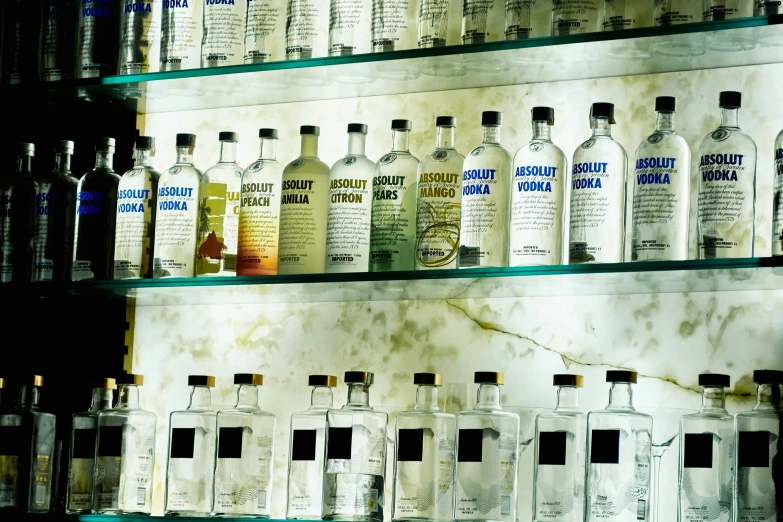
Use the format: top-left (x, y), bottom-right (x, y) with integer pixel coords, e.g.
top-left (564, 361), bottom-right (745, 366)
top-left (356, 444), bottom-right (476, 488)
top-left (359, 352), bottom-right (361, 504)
top-left (774, 129), bottom-right (783, 256)
top-left (119, 0), bottom-right (160, 75)
top-left (532, 375), bottom-right (586, 522)
top-left (585, 371), bottom-right (652, 522)
top-left (418, 0), bottom-right (450, 47)
top-left (653, 0), bottom-right (701, 25)
top-left (1, 143), bottom-right (37, 283)
top-left (286, 375), bottom-right (337, 519)
top-left (697, 91), bottom-right (757, 259)
top-left (76, 0), bottom-right (121, 77)
top-left (392, 373), bottom-right (456, 522)
top-left (286, 0), bottom-right (329, 59)
top-left (329, 0), bottom-right (372, 55)
top-left (459, 111), bottom-right (511, 268)
top-left (632, 96), bottom-right (691, 262)
top-left (39, 0), bottom-right (75, 81)
top-left (677, 374), bottom-right (733, 522)
top-left (160, 0), bottom-right (203, 71)
top-left (202, 0), bottom-right (246, 66)
top-left (552, 0), bottom-right (602, 35)
top-left (569, 103), bottom-right (627, 264)
top-left (372, 0), bottom-right (417, 51)
top-left (244, 0), bottom-right (286, 63)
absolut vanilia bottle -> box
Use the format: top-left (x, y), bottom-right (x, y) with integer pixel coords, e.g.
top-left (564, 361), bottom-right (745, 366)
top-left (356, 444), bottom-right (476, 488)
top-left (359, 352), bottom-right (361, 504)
top-left (214, 374), bottom-right (275, 517)
top-left (552, 0), bottom-right (602, 35)
top-left (462, 0), bottom-right (505, 42)
top-left (678, 374), bottom-right (733, 522)
top-left (39, 0), bottom-right (75, 81)
top-left (603, 0), bottom-right (652, 30)
top-left (160, 0), bottom-right (203, 71)
top-left (632, 96), bottom-right (691, 262)
top-left (329, 0), bottom-right (372, 55)
top-left (569, 103), bottom-right (627, 264)
top-left (244, 0), bottom-right (286, 63)
top-left (286, 375), bottom-right (336, 519)
top-left (202, 0), bottom-right (246, 66)
top-left (460, 111), bottom-right (511, 268)
top-left (703, 0), bottom-right (754, 20)
top-left (76, 0), bottom-right (121, 77)
top-left (372, 0), bottom-right (417, 51)
top-left (774, 129), bottom-right (783, 256)
top-left (585, 371), bottom-right (652, 522)
top-left (418, 0), bottom-right (450, 47)
top-left (119, 0), bottom-right (160, 75)
top-left (164, 375), bottom-right (217, 516)
top-left (392, 373), bottom-right (456, 522)
top-left (286, 0), bottom-right (329, 59)
top-left (323, 371), bottom-right (388, 522)
top-left (654, 0), bottom-right (701, 25)
top-left (1, 143), bottom-right (37, 283)
top-left (65, 378), bottom-right (115, 514)
top-left (455, 372), bottom-right (520, 522)
top-left (697, 91), bottom-right (757, 259)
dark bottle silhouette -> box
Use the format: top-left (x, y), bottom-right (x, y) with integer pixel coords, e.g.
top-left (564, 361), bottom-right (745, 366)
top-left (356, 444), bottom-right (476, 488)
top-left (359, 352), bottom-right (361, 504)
top-left (0, 143), bottom-right (38, 283)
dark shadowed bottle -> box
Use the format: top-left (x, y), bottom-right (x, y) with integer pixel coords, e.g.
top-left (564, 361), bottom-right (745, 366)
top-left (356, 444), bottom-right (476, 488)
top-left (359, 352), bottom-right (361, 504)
top-left (1, 143), bottom-right (38, 283)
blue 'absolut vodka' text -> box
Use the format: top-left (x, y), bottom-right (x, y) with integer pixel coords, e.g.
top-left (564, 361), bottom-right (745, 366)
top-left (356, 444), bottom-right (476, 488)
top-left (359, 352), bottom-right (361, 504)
top-left (699, 153), bottom-right (744, 182)
top-left (635, 157), bottom-right (676, 185)
top-left (462, 169), bottom-right (495, 195)
top-left (514, 165), bottom-right (557, 193)
top-left (158, 187), bottom-right (193, 210)
top-left (571, 162), bottom-right (608, 190)
top-left (118, 189), bottom-right (151, 213)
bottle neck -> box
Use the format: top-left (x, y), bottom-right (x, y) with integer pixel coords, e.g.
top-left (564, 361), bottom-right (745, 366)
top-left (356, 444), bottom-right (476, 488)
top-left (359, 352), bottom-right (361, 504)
top-left (300, 134), bottom-right (319, 158)
top-left (554, 386), bottom-right (580, 411)
top-left (16, 155), bottom-right (33, 175)
top-left (54, 152), bottom-right (72, 173)
top-left (700, 386), bottom-right (727, 412)
top-left (414, 385), bottom-right (440, 411)
top-left (476, 383), bottom-right (501, 411)
top-left (655, 111), bottom-right (675, 133)
top-left (347, 132), bottom-right (367, 156)
top-left (392, 129), bottom-right (410, 153)
top-left (235, 384), bottom-right (259, 408)
top-left (188, 386), bottom-right (212, 409)
top-left (219, 141), bottom-right (237, 163)
top-left (95, 150), bottom-right (114, 170)
top-left (16, 385), bottom-right (41, 410)
top-left (482, 125), bottom-right (500, 144)
top-left (754, 383), bottom-right (782, 411)
top-left (720, 107), bottom-right (740, 129)
top-left (176, 146), bottom-right (194, 165)
top-left (89, 388), bottom-right (114, 412)
top-left (436, 126), bottom-right (456, 149)
top-left (258, 138), bottom-right (277, 161)
top-left (591, 117), bottom-right (612, 138)
top-left (309, 386), bottom-right (334, 409)
top-left (116, 384), bottom-right (141, 409)
top-left (134, 149), bottom-right (154, 167)
top-left (345, 383), bottom-right (372, 409)
top-left (607, 382), bottom-right (635, 410)
top-left (532, 121), bottom-right (552, 142)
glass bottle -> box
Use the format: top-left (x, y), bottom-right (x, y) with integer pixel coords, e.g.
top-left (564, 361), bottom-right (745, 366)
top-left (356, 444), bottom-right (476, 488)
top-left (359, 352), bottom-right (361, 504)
top-left (774, 129), bottom-right (783, 257)
top-left (1, 143), bottom-right (37, 283)
top-left (65, 378), bottom-right (115, 514)
top-left (164, 375), bottom-right (217, 516)
top-left (392, 373), bottom-right (455, 522)
top-left (552, 0), bottom-right (602, 35)
top-left (372, 0), bottom-right (417, 51)
top-left (119, 0), bottom-right (159, 75)
top-left (653, 0), bottom-right (701, 25)
top-left (114, 136), bottom-right (160, 280)
top-left (532, 374), bottom-right (586, 522)
top-left (585, 371), bottom-right (652, 522)
top-left (286, 375), bottom-right (336, 519)
top-left (325, 124), bottom-right (375, 274)
top-left (214, 373), bottom-right (275, 517)
top-left (2, 0), bottom-right (40, 85)
top-left (202, 0), bottom-right (245, 66)
top-left (603, 0), bottom-right (653, 31)
top-left (279, 126), bottom-right (331, 275)
top-left (416, 116), bottom-right (465, 270)
top-left (677, 374), bottom-right (733, 522)
top-left (370, 120), bottom-right (420, 272)
top-left (418, 0), bottom-right (450, 47)
top-left (75, 0), bottom-right (121, 77)
top-left (631, 96), bottom-right (691, 262)
top-left (569, 103), bottom-right (628, 264)
top-left (72, 138), bottom-right (120, 281)
top-left (756, 0), bottom-right (782, 14)
top-left (459, 111), bottom-right (511, 269)
top-left (505, 0), bottom-right (547, 39)
top-left (39, 0), bottom-right (75, 81)
top-left (286, 0), bottom-right (330, 59)
top-left (703, 0), bottom-right (755, 20)
top-left (455, 372), bottom-right (519, 522)
top-left (328, 0), bottom-right (372, 55)
top-left (159, 0), bottom-right (203, 71)
top-left (244, 0), bottom-right (286, 63)
top-left (462, 0), bottom-right (505, 43)
top-left (153, 133), bottom-right (201, 278)
top-left (237, 129), bottom-right (284, 276)
top-left (697, 91), bottom-right (757, 259)
top-left (93, 374), bottom-right (156, 514)
top-left (196, 132), bottom-right (242, 277)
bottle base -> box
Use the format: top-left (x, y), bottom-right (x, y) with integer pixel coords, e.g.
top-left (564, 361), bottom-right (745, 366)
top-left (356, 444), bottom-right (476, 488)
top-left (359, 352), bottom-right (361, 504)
top-left (214, 513), bottom-right (269, 519)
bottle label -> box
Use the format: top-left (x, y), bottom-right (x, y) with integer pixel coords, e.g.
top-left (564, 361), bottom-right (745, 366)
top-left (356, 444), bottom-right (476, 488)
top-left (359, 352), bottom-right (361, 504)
top-left (160, 0), bottom-right (202, 69)
top-left (0, 425), bottom-right (22, 508)
top-left (279, 173), bottom-right (328, 274)
top-left (370, 167), bottom-right (417, 272)
top-left (456, 428), bottom-right (516, 520)
top-left (77, 0), bottom-right (120, 77)
top-left (154, 184), bottom-right (198, 277)
top-left (655, 0), bottom-right (698, 25)
top-left (288, 429), bottom-right (323, 516)
top-left (371, 0), bottom-right (416, 51)
top-left (773, 146), bottom-right (783, 257)
top-left (394, 430), bottom-right (455, 518)
top-left (328, 0), bottom-right (371, 55)
top-left (119, 0), bottom-right (158, 74)
top-left (736, 431), bottom-right (776, 522)
top-left (322, 473), bottom-right (382, 518)
top-left (214, 429), bottom-right (272, 514)
top-left (72, 260), bottom-right (95, 281)
top-left (244, 0), bottom-right (285, 63)
top-left (237, 177), bottom-right (281, 276)
top-left (603, 0), bottom-right (646, 30)
top-left (552, 0), bottom-right (600, 35)
top-left (41, 0), bottom-right (74, 81)
top-left (460, 156), bottom-right (509, 267)
top-left (196, 182), bottom-right (239, 275)
top-left (202, 0), bottom-right (245, 66)
top-left (286, 0), bottom-right (329, 58)
top-left (461, 0), bottom-right (504, 43)
top-left (114, 186), bottom-right (155, 279)
top-left (167, 427), bottom-right (214, 512)
top-left (325, 170), bottom-right (372, 272)
top-left (418, 0), bottom-right (449, 47)
top-left (416, 170), bottom-right (461, 269)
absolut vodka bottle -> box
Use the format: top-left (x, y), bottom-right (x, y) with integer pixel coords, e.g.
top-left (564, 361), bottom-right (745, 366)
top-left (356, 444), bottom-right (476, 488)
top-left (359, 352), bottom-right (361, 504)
top-left (164, 375), bottom-right (217, 515)
top-left (460, 111), bottom-right (511, 268)
top-left (569, 103), bottom-right (628, 264)
top-left (39, 0), bottom-right (75, 81)
top-left (774, 129), bottom-right (783, 256)
top-left (286, 375), bottom-right (336, 519)
top-left (159, 0), bottom-right (203, 71)
top-left (703, 0), bottom-right (754, 20)
top-left (76, 0), bottom-right (121, 77)
top-left (244, 0), bottom-right (285, 62)
top-left (585, 371), bottom-right (652, 522)
top-left (505, 0), bottom-right (546, 39)
top-left (653, 0), bottom-right (701, 25)
top-left (2, 0), bottom-right (40, 85)
top-left (392, 373), bottom-right (456, 522)
top-left (1, 143), bottom-right (37, 283)
top-left (119, 0), bottom-right (160, 74)
top-left (237, 129), bottom-right (284, 276)
top-left (552, 0), bottom-right (601, 35)
top-left (372, 0), bottom-right (417, 51)
top-left (697, 91), bottom-right (757, 259)
top-left (418, 0), bottom-right (450, 47)
top-left (114, 136), bottom-right (160, 279)
top-left (416, 117), bottom-right (465, 270)
top-left (461, 0), bottom-right (504, 43)
top-left (632, 96), bottom-right (691, 262)
top-left (202, 0), bottom-right (246, 67)
top-left (370, 120), bottom-right (419, 272)
top-left (603, 0), bottom-right (652, 30)
top-left (329, 0), bottom-right (371, 55)
top-left (286, 0), bottom-right (329, 59)
top-left (677, 374), bottom-right (733, 522)
top-left (756, 0), bottom-right (782, 14)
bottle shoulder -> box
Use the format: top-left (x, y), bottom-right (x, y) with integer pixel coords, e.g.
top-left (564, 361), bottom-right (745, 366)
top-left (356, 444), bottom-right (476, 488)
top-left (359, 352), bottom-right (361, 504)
top-left (588, 408), bottom-right (652, 422)
top-left (283, 156), bottom-right (330, 176)
top-left (513, 140), bottom-right (567, 164)
top-left (699, 128), bottom-right (758, 153)
top-left (396, 409), bottom-right (456, 421)
top-left (458, 408), bottom-right (520, 422)
top-left (681, 410), bottom-right (733, 423)
top-left (329, 155), bottom-right (377, 177)
top-left (419, 150), bottom-right (465, 173)
top-left (537, 410), bottom-right (586, 420)
top-left (574, 136), bottom-right (628, 161)
top-left (218, 406), bottom-right (276, 419)
top-left (466, 142), bottom-right (512, 162)
top-left (79, 168), bottom-right (121, 187)
top-left (99, 407), bottom-right (157, 421)
top-left (735, 408), bottom-right (782, 421)
top-left (41, 171), bottom-right (79, 187)
top-left (635, 132), bottom-right (691, 158)
top-left (202, 162), bottom-right (243, 184)
top-left (119, 166), bottom-right (162, 184)
top-left (161, 165), bottom-right (203, 183)
top-left (375, 153), bottom-right (420, 176)
top-left (241, 159), bottom-right (285, 179)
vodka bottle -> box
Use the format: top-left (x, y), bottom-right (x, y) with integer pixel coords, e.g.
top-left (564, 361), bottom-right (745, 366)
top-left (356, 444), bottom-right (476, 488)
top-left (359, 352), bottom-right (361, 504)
top-left (237, 129), bottom-right (284, 276)
top-left (196, 132), bottom-right (241, 277)
top-left (1, 143), bottom-right (37, 283)
top-left (329, 0), bottom-right (372, 55)
top-left (418, 0), bottom-right (450, 47)
top-left (631, 96), bottom-right (691, 262)
top-left (510, 107), bottom-right (567, 267)
top-left (552, 0), bottom-right (602, 35)
top-left (323, 371), bottom-right (388, 522)
top-left (734, 369), bottom-right (783, 522)
top-left (159, 0), bottom-right (203, 71)
top-left (462, 0), bottom-right (505, 43)
top-left (286, 0), bottom-right (329, 59)
top-left (585, 371), bottom-right (652, 522)
top-left (214, 373), bottom-right (275, 517)
top-left (76, 0), bottom-right (121, 77)
top-left (370, 120), bottom-right (419, 272)
top-left (65, 378), bottom-right (116, 514)
top-left (39, 0), bottom-right (75, 81)
top-left (325, 124), bottom-right (375, 274)
top-left (697, 91), bottom-right (757, 259)
top-left (119, 0), bottom-right (160, 75)
top-left (73, 138), bottom-right (120, 281)
top-left (416, 117), bottom-right (465, 270)
top-left (455, 372), bottom-right (520, 522)
top-left (653, 0), bottom-right (701, 25)
top-left (677, 374), bottom-right (733, 522)
top-left (202, 0), bottom-right (246, 67)
top-left (244, 0), bottom-right (286, 63)
top-left (279, 126), bottom-right (330, 275)
top-left (532, 375), bottom-right (586, 522)
top-left (756, 0), bottom-right (782, 14)
top-left (774, 129), bottom-right (783, 256)
top-left (703, 0), bottom-right (755, 20)
top-left (603, 0), bottom-right (653, 31)
top-left (286, 375), bottom-right (336, 519)
top-left (154, 134), bottom-right (201, 278)
top-left (114, 137), bottom-right (160, 280)
top-left (569, 103), bottom-right (628, 264)
top-left (505, 0), bottom-right (546, 39)
top-left (372, 0), bottom-right (417, 51)
top-left (392, 373), bottom-right (456, 522)
top-left (2, 0), bottom-right (40, 85)
top-left (93, 374), bottom-right (156, 514)
top-left (459, 111), bottom-right (511, 268)
top-left (164, 375), bottom-right (217, 516)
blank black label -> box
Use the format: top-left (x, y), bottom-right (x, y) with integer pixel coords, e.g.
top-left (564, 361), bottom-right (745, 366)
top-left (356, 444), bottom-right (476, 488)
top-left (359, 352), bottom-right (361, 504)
top-left (218, 427), bottom-right (244, 459)
top-left (738, 431), bottom-right (770, 468)
top-left (292, 430), bottom-right (317, 461)
top-left (0, 426), bottom-right (23, 456)
top-left (458, 428), bottom-right (483, 462)
top-left (72, 428), bottom-right (97, 459)
top-left (683, 433), bottom-right (713, 468)
top-left (590, 429), bottom-right (620, 464)
top-left (327, 427), bottom-right (352, 460)
top-left (397, 429), bottom-right (424, 462)
top-left (170, 428), bottom-right (196, 459)
top-left (538, 431), bottom-right (567, 466)
top-left (98, 426), bottom-right (123, 457)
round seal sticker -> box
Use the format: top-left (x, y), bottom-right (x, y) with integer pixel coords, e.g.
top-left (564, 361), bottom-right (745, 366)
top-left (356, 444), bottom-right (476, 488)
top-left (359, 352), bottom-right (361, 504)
top-left (169, 166), bottom-right (181, 175)
top-left (581, 139), bottom-right (596, 150)
top-left (380, 153), bottom-right (397, 165)
top-left (647, 134), bottom-right (663, 145)
top-left (343, 156), bottom-right (357, 166)
top-left (432, 150), bottom-right (448, 161)
top-left (289, 158), bottom-right (305, 170)
top-left (250, 161), bottom-right (265, 172)
top-left (470, 146), bottom-right (486, 157)
top-left (711, 129), bottom-right (731, 142)
top-left (529, 143), bottom-right (544, 153)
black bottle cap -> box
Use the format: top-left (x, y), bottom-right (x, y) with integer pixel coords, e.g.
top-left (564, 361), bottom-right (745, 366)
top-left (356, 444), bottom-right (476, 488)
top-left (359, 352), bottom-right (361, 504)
top-left (219, 131), bottom-right (238, 142)
top-left (531, 106), bottom-right (555, 125)
top-left (188, 375), bottom-right (216, 387)
top-left (474, 371), bottom-right (504, 384)
top-left (96, 137), bottom-right (116, 151)
top-left (698, 373), bottom-right (730, 387)
top-left (300, 125), bottom-right (320, 136)
top-left (606, 370), bottom-right (637, 383)
top-left (176, 133), bottom-right (197, 147)
top-left (590, 103), bottom-right (616, 124)
top-left (135, 136), bottom-right (155, 150)
top-left (391, 119), bottom-right (412, 131)
top-left (18, 142), bottom-right (35, 156)
top-left (413, 373), bottom-right (442, 386)
top-left (258, 128), bottom-right (278, 139)
top-left (655, 96), bottom-right (676, 112)
top-left (234, 373), bottom-right (263, 385)
top-left (344, 371), bottom-right (374, 385)
top-left (56, 140), bottom-right (74, 155)
top-left (308, 375), bottom-right (337, 387)
top-left (436, 116), bottom-right (456, 127)
top-left (719, 91), bottom-right (742, 108)
top-left (753, 369), bottom-right (783, 384)
top-left (116, 373), bottom-right (143, 385)
top-left (347, 123), bottom-right (368, 134)
top-left (482, 111), bottom-right (502, 126)
top-left (553, 374), bottom-right (583, 387)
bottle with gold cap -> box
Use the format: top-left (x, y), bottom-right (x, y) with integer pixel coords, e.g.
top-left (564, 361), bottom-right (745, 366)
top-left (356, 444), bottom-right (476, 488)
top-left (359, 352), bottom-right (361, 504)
top-left (532, 374), bottom-right (586, 522)
top-left (286, 374), bottom-right (337, 519)
top-left (392, 372), bottom-right (455, 522)
top-left (454, 371), bottom-right (520, 522)
top-left (164, 375), bottom-right (217, 516)
top-left (213, 373), bottom-right (275, 517)
top-left (65, 377), bottom-right (116, 514)
top-left (585, 370), bottom-right (652, 522)
top-left (323, 371), bottom-right (388, 522)
top-left (93, 373), bottom-right (156, 515)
